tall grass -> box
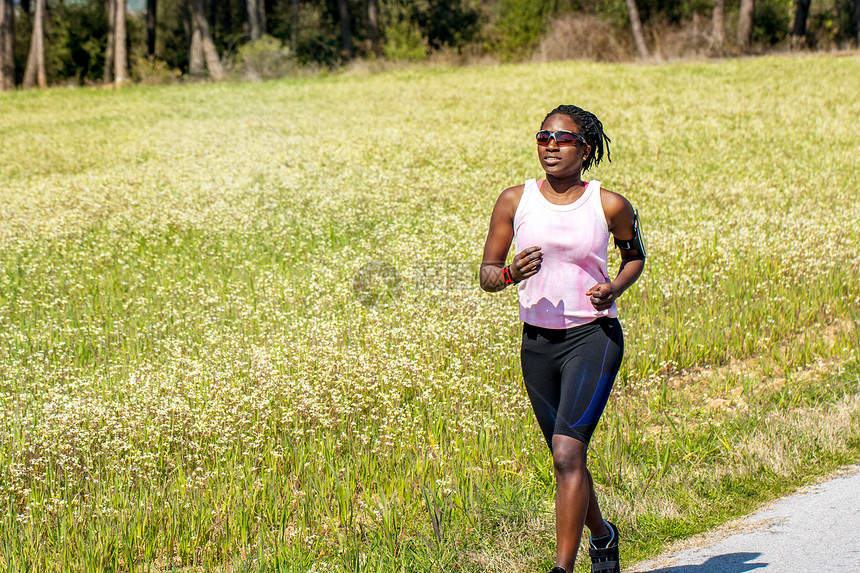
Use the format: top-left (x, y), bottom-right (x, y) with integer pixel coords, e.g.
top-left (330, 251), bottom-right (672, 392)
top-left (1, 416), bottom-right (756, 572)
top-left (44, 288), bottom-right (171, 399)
top-left (0, 54), bottom-right (859, 572)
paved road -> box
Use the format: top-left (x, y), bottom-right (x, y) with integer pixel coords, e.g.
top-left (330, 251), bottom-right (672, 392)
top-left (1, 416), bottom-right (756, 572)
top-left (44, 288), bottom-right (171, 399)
top-left (628, 466), bottom-right (860, 572)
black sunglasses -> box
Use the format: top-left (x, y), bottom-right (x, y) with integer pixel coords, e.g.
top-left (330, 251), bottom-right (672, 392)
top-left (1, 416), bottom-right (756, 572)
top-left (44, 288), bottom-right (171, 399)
top-left (535, 130), bottom-right (587, 147)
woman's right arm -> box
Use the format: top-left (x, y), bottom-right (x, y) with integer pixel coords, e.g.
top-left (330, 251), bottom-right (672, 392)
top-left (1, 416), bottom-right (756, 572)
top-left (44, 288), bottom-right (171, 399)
top-left (479, 186), bottom-right (542, 292)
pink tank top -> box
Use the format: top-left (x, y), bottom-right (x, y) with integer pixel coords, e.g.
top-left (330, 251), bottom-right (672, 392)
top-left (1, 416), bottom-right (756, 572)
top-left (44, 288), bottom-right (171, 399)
top-left (513, 178), bottom-right (617, 329)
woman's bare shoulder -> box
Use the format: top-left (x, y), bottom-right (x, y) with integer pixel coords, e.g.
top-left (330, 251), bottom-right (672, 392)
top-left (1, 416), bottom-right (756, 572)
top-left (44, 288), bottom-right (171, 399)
top-left (599, 187), bottom-right (634, 217)
top-left (500, 183), bottom-right (526, 201)
top-left (493, 183), bottom-right (526, 218)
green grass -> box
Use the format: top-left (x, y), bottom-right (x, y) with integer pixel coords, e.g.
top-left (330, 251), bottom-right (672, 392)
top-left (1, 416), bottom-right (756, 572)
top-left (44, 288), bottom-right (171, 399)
top-left (0, 54), bottom-right (859, 572)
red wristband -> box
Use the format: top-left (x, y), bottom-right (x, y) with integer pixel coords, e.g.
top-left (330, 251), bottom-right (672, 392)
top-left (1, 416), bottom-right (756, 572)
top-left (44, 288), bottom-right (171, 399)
top-left (502, 265), bottom-right (520, 286)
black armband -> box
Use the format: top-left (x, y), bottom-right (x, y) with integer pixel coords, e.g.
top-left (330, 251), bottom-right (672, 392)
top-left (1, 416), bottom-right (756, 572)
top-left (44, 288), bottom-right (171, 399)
top-left (614, 209), bottom-right (646, 259)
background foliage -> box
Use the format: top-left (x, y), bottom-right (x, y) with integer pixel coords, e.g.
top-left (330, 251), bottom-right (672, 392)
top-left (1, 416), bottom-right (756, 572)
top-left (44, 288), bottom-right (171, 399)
top-left (5, 0), bottom-right (860, 86)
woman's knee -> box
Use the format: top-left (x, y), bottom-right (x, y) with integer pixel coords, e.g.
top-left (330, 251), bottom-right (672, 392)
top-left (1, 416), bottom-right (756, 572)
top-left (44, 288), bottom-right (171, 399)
top-left (552, 435), bottom-right (587, 476)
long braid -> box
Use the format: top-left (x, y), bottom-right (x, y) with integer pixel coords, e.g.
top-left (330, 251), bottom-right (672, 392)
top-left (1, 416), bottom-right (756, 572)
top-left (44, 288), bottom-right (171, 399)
top-left (542, 105), bottom-right (611, 172)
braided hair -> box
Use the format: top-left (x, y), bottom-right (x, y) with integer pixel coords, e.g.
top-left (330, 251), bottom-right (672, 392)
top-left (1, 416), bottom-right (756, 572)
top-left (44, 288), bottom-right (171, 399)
top-left (542, 105), bottom-right (611, 172)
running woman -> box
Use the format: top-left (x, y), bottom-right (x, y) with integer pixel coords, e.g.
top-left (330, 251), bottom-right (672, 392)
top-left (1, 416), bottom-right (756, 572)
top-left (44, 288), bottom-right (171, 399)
top-left (479, 105), bottom-right (645, 573)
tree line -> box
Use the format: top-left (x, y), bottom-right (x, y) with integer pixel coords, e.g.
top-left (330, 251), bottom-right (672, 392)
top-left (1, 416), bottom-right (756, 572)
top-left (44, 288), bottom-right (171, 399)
top-left (1, 0), bottom-right (859, 90)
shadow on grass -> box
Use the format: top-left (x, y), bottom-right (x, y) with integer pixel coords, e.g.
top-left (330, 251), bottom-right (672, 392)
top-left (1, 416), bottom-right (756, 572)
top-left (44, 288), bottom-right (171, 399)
top-left (638, 552), bottom-right (766, 573)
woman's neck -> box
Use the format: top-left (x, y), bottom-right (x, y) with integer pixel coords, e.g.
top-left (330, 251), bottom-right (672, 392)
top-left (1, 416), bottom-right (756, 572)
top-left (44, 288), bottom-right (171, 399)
top-left (544, 173), bottom-right (585, 195)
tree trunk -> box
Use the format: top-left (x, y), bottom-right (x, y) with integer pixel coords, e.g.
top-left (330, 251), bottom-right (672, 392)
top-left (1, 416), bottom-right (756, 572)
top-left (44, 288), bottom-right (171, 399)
top-left (190, 0), bottom-right (224, 79)
top-left (104, 0), bottom-right (116, 83)
top-left (336, 0), bottom-right (352, 61)
top-left (246, 0), bottom-right (260, 40)
top-left (187, 0), bottom-right (203, 75)
top-left (189, 24), bottom-right (204, 74)
top-left (258, 0), bottom-right (266, 36)
top-left (21, 0), bottom-right (30, 15)
top-left (712, 0), bottom-right (725, 48)
top-left (182, 0), bottom-right (193, 64)
top-left (147, 0), bottom-right (157, 56)
top-left (114, 0), bottom-right (128, 84)
top-left (0, 0), bottom-right (14, 90)
top-left (856, 0), bottom-right (860, 45)
top-left (737, 0), bottom-right (754, 50)
top-left (625, 0), bottom-right (649, 59)
top-left (290, 0), bottom-right (298, 52)
top-left (791, 0), bottom-right (811, 47)
top-left (199, 7), bottom-right (224, 78)
top-left (368, 0), bottom-right (379, 55)
top-left (22, 0), bottom-right (46, 89)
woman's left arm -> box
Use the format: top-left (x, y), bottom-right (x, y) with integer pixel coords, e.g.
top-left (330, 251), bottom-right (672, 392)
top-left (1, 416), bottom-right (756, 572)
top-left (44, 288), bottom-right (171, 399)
top-left (586, 190), bottom-right (646, 311)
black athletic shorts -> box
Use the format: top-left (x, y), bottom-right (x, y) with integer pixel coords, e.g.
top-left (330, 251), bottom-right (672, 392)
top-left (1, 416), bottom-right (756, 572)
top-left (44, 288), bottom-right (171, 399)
top-left (521, 317), bottom-right (624, 449)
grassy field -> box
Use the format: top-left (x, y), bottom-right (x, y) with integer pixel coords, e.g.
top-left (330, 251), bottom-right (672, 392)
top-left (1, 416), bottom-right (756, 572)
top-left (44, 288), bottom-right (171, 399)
top-left (1, 53), bottom-right (859, 572)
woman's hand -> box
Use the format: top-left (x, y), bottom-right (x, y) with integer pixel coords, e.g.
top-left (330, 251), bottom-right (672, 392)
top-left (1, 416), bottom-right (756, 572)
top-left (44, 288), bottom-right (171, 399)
top-left (586, 282), bottom-right (618, 311)
top-left (511, 246), bottom-right (543, 281)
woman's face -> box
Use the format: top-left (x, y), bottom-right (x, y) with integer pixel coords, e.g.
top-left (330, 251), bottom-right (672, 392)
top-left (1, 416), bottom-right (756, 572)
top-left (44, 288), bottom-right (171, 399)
top-left (537, 113), bottom-right (591, 178)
